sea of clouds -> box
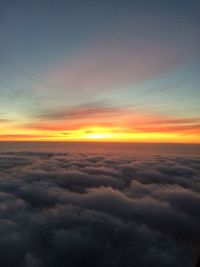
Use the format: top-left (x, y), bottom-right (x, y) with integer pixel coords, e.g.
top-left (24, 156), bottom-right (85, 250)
top-left (0, 151), bottom-right (200, 267)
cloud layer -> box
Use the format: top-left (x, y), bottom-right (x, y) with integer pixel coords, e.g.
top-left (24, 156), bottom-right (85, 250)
top-left (0, 151), bottom-right (200, 267)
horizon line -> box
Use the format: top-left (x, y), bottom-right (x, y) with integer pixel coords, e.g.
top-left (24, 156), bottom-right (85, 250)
top-left (0, 140), bottom-right (199, 145)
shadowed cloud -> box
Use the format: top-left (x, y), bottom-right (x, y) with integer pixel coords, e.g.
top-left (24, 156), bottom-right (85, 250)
top-left (0, 151), bottom-right (199, 266)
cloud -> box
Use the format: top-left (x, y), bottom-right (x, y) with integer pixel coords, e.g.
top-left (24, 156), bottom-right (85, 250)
top-left (37, 102), bottom-right (128, 121)
top-left (0, 151), bottom-right (199, 266)
top-left (0, 134), bottom-right (55, 140)
top-left (20, 102), bottom-right (200, 141)
top-left (0, 118), bottom-right (13, 123)
top-left (42, 31), bottom-right (200, 95)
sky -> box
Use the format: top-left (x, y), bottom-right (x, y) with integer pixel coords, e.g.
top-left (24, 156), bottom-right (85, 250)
top-left (0, 0), bottom-right (200, 143)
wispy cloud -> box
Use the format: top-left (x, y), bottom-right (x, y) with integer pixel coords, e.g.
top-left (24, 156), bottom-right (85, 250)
top-left (37, 102), bottom-right (129, 120)
top-left (42, 39), bottom-right (198, 94)
top-left (17, 101), bottom-right (200, 142)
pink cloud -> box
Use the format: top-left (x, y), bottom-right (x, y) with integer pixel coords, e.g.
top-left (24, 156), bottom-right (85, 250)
top-left (41, 36), bottom-right (198, 94)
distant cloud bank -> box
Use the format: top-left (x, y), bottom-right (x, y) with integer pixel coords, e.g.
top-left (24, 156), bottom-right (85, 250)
top-left (0, 151), bottom-right (199, 266)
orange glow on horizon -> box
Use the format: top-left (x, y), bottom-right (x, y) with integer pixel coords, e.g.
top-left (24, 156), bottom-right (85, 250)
top-left (0, 124), bottom-right (199, 144)
top-left (1, 110), bottom-right (200, 144)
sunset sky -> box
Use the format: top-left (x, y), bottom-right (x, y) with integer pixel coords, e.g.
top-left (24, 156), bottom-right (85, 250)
top-left (0, 0), bottom-right (200, 143)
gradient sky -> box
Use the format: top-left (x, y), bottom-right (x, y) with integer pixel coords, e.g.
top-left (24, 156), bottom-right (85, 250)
top-left (0, 0), bottom-right (200, 143)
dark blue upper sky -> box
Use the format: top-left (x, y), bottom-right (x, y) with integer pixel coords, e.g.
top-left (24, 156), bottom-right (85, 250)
top-left (1, 0), bottom-right (199, 73)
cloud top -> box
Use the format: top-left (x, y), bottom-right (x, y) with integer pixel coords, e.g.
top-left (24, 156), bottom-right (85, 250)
top-left (0, 151), bottom-right (199, 266)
